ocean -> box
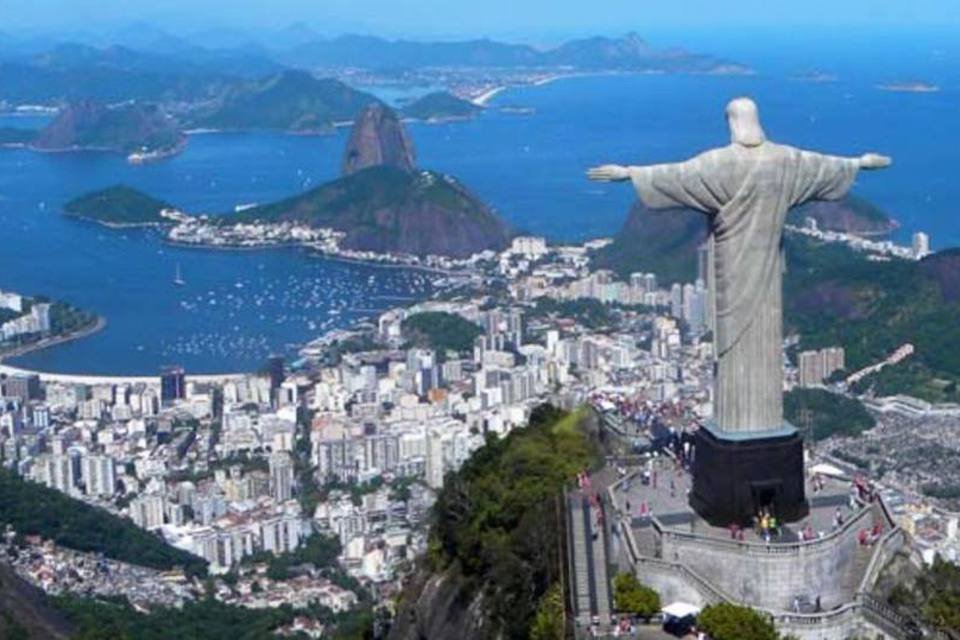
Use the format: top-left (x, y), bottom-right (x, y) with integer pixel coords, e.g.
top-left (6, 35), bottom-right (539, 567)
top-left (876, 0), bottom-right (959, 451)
top-left (1, 31), bottom-right (957, 374)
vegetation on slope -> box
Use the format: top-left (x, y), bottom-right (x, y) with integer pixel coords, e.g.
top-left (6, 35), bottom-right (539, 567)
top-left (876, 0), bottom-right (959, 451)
top-left (193, 70), bottom-right (379, 132)
top-left (230, 165), bottom-right (511, 257)
top-left (400, 92), bottom-right (482, 121)
top-left (889, 557), bottom-right (960, 635)
top-left (32, 101), bottom-right (184, 154)
top-left (612, 572), bottom-right (660, 619)
top-left (401, 311), bottom-right (483, 354)
top-left (593, 196), bottom-right (960, 403)
top-left (786, 241), bottom-right (960, 403)
top-left (52, 595), bottom-right (298, 640)
top-left (783, 388), bottom-right (876, 441)
top-left (696, 603), bottom-right (784, 640)
top-left (63, 185), bottom-right (173, 225)
top-left (0, 469), bottom-right (206, 576)
top-left (427, 404), bottom-right (602, 639)
top-left (531, 297), bottom-right (614, 331)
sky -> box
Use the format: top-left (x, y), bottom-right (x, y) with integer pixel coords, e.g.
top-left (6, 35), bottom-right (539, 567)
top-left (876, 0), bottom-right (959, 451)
top-left (1, 0), bottom-right (959, 40)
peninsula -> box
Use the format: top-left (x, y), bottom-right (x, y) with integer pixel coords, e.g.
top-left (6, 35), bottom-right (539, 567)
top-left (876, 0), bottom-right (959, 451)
top-left (63, 104), bottom-right (511, 260)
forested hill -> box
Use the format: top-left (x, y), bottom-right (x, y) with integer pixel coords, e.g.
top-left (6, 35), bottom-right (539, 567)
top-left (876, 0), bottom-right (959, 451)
top-left (592, 197), bottom-right (960, 403)
top-left (388, 405), bottom-right (603, 640)
top-left (0, 469), bottom-right (207, 576)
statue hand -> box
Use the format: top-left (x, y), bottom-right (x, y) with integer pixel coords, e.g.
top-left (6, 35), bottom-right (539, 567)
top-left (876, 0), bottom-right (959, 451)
top-left (859, 153), bottom-right (892, 170)
top-left (587, 164), bottom-right (631, 182)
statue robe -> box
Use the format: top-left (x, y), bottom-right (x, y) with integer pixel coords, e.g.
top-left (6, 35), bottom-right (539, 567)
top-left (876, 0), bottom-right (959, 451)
top-left (629, 142), bottom-right (859, 434)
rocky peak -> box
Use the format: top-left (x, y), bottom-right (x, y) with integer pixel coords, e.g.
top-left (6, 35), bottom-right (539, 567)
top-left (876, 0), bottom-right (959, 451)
top-left (341, 103), bottom-right (416, 176)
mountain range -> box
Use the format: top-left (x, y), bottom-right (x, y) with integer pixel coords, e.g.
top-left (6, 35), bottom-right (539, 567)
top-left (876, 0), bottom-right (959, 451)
top-left (0, 33), bottom-right (748, 106)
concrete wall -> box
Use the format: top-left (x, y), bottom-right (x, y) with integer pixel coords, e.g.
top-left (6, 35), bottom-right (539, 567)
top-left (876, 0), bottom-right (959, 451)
top-left (632, 557), bottom-right (721, 609)
top-left (657, 505), bottom-right (880, 611)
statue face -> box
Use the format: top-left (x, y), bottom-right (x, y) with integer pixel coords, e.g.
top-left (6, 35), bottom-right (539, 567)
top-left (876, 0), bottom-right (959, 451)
top-left (726, 97), bottom-right (766, 147)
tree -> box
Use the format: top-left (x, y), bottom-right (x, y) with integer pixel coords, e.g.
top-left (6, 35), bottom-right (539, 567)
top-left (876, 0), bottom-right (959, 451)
top-left (529, 584), bottom-right (565, 640)
top-left (612, 572), bottom-right (660, 620)
top-left (697, 603), bottom-right (779, 640)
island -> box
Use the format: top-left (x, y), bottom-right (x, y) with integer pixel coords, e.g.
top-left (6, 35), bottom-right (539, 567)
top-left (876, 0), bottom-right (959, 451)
top-left (400, 91), bottom-right (484, 122)
top-left (63, 185), bottom-right (176, 227)
top-left (30, 101), bottom-right (186, 162)
top-left (876, 81), bottom-right (940, 93)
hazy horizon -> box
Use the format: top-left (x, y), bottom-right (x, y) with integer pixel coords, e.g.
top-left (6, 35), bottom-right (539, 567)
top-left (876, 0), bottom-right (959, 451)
top-left (1, 0), bottom-right (959, 43)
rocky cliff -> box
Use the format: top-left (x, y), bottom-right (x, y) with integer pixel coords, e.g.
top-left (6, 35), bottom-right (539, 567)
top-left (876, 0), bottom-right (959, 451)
top-left (232, 103), bottom-right (509, 257)
top-left (342, 104), bottom-right (416, 175)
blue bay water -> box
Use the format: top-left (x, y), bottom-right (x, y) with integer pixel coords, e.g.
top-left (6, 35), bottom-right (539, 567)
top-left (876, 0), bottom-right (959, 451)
top-left (1, 35), bottom-right (957, 374)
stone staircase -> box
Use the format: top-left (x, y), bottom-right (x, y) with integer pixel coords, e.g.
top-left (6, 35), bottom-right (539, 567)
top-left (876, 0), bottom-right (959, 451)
top-left (568, 493), bottom-right (593, 624)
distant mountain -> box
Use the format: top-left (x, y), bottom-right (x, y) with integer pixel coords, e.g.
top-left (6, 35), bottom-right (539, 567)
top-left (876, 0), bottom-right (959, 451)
top-left (342, 104), bottom-right (416, 175)
top-left (286, 34), bottom-right (540, 69)
top-left (542, 33), bottom-right (727, 72)
top-left (401, 91), bottom-right (483, 121)
top-left (592, 194), bottom-right (960, 402)
top-left (31, 101), bottom-right (185, 155)
top-left (593, 195), bottom-right (897, 284)
top-left (229, 104), bottom-right (509, 257)
top-left (284, 32), bottom-right (744, 73)
top-left (233, 165), bottom-right (510, 257)
top-left (0, 43), bottom-right (232, 103)
top-left (792, 194), bottom-right (898, 236)
top-left (64, 185), bottom-right (174, 226)
top-left (192, 70), bottom-right (380, 132)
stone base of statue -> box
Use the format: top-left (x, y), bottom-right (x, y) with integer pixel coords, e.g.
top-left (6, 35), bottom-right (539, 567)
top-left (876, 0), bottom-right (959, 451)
top-left (690, 423), bottom-right (809, 527)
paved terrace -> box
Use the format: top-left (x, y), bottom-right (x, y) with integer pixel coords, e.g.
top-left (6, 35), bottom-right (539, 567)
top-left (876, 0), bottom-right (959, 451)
top-left (610, 458), bottom-right (860, 545)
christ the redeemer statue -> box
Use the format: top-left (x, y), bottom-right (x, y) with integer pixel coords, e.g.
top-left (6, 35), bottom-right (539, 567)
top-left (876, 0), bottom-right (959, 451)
top-left (588, 98), bottom-right (890, 524)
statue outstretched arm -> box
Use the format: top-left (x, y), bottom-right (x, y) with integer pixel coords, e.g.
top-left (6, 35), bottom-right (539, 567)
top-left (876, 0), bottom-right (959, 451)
top-left (858, 153), bottom-right (893, 170)
top-left (588, 154), bottom-right (724, 213)
top-left (790, 149), bottom-right (890, 206)
top-left (587, 164), bottom-right (631, 182)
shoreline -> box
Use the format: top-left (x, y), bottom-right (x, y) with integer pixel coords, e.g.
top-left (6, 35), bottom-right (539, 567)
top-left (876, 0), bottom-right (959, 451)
top-left (0, 315), bottom-right (106, 362)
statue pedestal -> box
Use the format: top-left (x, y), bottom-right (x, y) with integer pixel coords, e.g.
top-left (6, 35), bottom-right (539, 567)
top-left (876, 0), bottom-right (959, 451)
top-left (690, 423), bottom-right (808, 527)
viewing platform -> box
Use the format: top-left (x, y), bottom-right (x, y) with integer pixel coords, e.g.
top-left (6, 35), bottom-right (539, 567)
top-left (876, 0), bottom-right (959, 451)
top-left (606, 456), bottom-right (909, 640)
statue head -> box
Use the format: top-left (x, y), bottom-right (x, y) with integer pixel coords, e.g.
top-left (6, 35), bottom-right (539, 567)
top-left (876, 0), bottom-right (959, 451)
top-left (726, 97), bottom-right (766, 147)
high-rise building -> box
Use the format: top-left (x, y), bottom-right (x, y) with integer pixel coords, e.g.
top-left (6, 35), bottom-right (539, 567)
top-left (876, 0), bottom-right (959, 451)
top-left (269, 452), bottom-right (295, 502)
top-left (81, 454), bottom-right (116, 497)
top-left (670, 283), bottom-right (683, 320)
top-left (697, 242), bottom-right (710, 285)
top-left (2, 375), bottom-right (41, 403)
top-left (912, 231), bottom-right (930, 259)
top-left (160, 366), bottom-right (186, 406)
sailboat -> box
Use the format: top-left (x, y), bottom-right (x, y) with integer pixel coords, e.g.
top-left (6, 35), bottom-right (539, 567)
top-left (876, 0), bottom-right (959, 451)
top-left (174, 263), bottom-right (186, 287)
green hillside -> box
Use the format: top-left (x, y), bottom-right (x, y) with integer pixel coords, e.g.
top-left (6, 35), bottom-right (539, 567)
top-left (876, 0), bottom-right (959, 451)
top-left (390, 405), bottom-right (602, 640)
top-left (230, 165), bottom-right (511, 257)
top-left (195, 70), bottom-right (379, 132)
top-left (64, 185), bottom-right (173, 226)
top-left (401, 91), bottom-right (482, 121)
top-left (0, 469), bottom-right (206, 576)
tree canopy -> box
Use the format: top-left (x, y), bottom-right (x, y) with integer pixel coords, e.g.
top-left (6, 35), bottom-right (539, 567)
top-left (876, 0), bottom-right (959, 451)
top-left (696, 603), bottom-right (780, 640)
top-left (612, 572), bottom-right (660, 619)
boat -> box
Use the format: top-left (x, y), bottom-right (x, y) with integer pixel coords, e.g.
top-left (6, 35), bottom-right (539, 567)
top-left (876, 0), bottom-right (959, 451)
top-left (174, 263), bottom-right (186, 287)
